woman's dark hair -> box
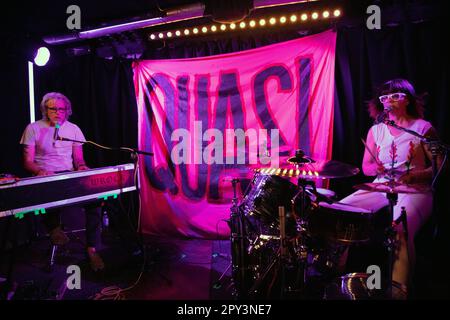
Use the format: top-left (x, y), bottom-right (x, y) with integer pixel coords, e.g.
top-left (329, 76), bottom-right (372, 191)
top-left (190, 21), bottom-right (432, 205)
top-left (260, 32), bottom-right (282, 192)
top-left (368, 78), bottom-right (426, 120)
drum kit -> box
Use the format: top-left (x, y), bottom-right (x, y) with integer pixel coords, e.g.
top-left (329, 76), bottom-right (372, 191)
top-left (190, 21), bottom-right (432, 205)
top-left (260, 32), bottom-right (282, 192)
top-left (228, 149), bottom-right (429, 300)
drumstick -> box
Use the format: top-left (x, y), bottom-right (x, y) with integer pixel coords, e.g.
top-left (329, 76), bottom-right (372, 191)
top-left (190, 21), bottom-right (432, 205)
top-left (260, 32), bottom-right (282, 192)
top-left (360, 138), bottom-right (382, 165)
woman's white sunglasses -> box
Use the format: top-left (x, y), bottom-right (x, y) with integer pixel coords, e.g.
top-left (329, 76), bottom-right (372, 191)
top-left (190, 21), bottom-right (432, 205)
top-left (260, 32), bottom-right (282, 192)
top-left (379, 92), bottom-right (407, 103)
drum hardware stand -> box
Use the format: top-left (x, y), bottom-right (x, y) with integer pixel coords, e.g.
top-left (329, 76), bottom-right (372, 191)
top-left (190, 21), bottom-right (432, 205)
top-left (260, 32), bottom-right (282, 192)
top-left (278, 206), bottom-right (288, 298)
top-left (384, 191), bottom-right (410, 299)
top-left (292, 173), bottom-right (318, 292)
top-left (245, 206), bottom-right (293, 299)
top-left (228, 178), bottom-right (249, 298)
top-left (392, 206), bottom-right (411, 294)
top-left (247, 248), bottom-right (281, 298)
top-left (291, 187), bottom-right (309, 291)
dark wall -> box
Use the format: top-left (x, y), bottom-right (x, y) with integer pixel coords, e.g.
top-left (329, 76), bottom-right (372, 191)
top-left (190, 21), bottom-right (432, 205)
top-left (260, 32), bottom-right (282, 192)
top-left (0, 42), bottom-right (31, 177)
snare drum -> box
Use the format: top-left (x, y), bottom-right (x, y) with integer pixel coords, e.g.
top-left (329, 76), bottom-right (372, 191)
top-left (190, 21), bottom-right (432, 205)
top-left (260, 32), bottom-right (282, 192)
top-left (307, 202), bottom-right (377, 244)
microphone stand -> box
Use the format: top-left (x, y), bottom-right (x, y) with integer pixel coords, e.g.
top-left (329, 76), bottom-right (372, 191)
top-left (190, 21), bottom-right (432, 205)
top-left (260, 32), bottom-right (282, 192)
top-left (56, 136), bottom-right (154, 157)
top-left (56, 136), bottom-right (162, 284)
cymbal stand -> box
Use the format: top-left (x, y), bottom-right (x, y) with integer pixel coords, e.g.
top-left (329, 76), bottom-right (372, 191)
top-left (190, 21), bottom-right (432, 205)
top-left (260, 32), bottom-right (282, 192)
top-left (229, 178), bottom-right (248, 298)
top-left (291, 173), bottom-right (317, 292)
top-left (278, 206), bottom-right (288, 298)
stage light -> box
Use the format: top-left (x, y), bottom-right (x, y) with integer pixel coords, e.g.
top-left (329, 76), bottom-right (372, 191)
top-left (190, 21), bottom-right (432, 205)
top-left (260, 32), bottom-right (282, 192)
top-left (146, 8), bottom-right (344, 42)
top-left (34, 47), bottom-right (50, 66)
top-left (28, 61), bottom-right (35, 123)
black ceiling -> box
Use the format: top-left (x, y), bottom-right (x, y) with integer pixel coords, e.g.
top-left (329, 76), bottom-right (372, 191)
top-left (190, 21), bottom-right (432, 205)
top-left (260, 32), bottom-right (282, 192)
top-left (3, 0), bottom-right (449, 60)
top-left (7, 0), bottom-right (440, 37)
top-left (6, 0), bottom-right (196, 36)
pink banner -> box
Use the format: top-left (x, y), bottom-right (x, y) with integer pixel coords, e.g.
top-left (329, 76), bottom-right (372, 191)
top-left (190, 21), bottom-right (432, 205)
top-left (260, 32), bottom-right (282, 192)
top-left (133, 29), bottom-right (336, 238)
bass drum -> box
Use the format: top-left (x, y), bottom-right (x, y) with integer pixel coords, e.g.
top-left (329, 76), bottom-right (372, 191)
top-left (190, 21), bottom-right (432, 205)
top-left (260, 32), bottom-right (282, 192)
top-left (306, 202), bottom-right (390, 244)
top-left (239, 172), bottom-right (300, 235)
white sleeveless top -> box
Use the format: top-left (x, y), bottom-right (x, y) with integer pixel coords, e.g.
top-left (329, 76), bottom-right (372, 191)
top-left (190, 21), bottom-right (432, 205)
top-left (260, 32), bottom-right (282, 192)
top-left (370, 119), bottom-right (432, 178)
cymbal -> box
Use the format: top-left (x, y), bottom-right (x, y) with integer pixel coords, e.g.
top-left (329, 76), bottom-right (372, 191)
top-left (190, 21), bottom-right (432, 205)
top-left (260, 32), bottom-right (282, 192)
top-left (354, 181), bottom-right (431, 194)
top-left (256, 160), bottom-right (360, 179)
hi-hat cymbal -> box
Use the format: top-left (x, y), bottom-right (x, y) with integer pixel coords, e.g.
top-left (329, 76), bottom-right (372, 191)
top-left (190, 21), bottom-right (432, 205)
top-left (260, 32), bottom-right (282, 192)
top-left (287, 149), bottom-right (315, 164)
top-left (256, 160), bottom-right (360, 179)
top-left (354, 181), bottom-right (431, 194)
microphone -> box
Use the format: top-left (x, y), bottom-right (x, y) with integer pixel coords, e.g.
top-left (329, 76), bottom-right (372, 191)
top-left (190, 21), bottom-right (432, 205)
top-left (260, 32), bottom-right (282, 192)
top-left (375, 107), bottom-right (392, 124)
top-left (53, 122), bottom-right (60, 145)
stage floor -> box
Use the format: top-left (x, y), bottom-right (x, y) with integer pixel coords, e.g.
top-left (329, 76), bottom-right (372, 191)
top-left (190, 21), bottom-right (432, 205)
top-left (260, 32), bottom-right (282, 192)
top-left (1, 222), bottom-right (449, 300)
top-left (0, 231), bottom-right (233, 300)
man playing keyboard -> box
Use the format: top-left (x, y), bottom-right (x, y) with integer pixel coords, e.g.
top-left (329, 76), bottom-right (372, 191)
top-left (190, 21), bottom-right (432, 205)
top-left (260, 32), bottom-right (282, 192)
top-left (20, 92), bottom-right (105, 271)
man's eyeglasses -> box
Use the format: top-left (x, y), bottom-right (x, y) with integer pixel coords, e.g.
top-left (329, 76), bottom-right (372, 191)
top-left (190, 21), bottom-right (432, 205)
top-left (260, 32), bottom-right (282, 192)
top-left (378, 92), bottom-right (407, 103)
top-left (47, 107), bottom-right (67, 113)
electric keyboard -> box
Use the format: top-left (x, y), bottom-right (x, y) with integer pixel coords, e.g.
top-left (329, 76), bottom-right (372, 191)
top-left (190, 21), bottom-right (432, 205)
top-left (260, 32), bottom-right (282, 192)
top-left (0, 163), bottom-right (136, 218)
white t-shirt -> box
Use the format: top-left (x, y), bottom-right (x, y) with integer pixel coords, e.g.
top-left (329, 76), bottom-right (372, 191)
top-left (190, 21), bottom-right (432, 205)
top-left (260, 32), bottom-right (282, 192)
top-left (20, 119), bottom-right (86, 172)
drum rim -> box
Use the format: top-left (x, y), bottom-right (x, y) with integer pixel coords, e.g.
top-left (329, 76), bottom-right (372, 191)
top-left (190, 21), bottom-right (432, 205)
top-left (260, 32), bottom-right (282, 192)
top-left (318, 201), bottom-right (372, 213)
top-left (339, 273), bottom-right (408, 293)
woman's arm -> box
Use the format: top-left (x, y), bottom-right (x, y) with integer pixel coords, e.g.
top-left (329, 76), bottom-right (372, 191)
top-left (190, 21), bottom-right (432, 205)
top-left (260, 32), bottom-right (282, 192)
top-left (362, 128), bottom-right (385, 176)
top-left (399, 127), bottom-right (445, 184)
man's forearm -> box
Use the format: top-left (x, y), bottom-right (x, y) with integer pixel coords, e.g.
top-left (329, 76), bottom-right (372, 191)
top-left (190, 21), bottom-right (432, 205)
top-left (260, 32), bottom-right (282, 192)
top-left (24, 161), bottom-right (41, 175)
top-left (74, 159), bottom-right (87, 169)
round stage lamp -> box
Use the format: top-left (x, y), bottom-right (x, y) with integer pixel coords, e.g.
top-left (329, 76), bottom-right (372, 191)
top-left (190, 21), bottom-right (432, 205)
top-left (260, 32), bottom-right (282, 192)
top-left (34, 47), bottom-right (50, 66)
